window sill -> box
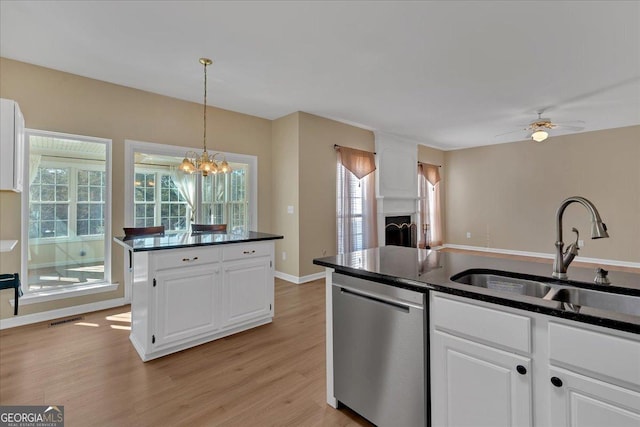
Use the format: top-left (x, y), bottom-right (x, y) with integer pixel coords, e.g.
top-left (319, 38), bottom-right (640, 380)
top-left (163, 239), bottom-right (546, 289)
top-left (11, 282), bottom-right (119, 306)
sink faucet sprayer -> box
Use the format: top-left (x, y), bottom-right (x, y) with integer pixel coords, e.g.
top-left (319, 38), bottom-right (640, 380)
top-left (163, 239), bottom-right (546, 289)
top-left (553, 196), bottom-right (609, 279)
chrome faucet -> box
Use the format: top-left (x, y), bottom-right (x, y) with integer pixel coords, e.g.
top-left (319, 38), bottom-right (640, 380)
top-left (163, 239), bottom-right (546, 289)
top-left (553, 196), bottom-right (609, 279)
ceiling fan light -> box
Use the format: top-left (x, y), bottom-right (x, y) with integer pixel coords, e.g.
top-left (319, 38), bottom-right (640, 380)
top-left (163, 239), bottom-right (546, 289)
top-left (531, 129), bottom-right (549, 142)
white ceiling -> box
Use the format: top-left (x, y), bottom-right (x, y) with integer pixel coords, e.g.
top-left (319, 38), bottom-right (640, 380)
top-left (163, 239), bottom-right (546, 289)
top-left (1, 1), bottom-right (639, 150)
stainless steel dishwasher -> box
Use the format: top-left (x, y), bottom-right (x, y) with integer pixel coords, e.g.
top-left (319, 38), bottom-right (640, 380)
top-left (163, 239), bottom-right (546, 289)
top-left (332, 273), bottom-right (427, 427)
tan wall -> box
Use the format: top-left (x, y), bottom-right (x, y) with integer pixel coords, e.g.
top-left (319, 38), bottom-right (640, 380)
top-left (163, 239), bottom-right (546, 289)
top-left (298, 112), bottom-right (374, 277)
top-left (271, 113), bottom-right (300, 277)
top-left (445, 125), bottom-right (640, 263)
top-left (0, 58), bottom-right (272, 319)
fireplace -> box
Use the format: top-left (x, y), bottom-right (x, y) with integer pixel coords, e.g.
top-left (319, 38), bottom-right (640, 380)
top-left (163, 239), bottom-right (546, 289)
top-left (385, 215), bottom-right (417, 248)
top-left (375, 132), bottom-right (419, 247)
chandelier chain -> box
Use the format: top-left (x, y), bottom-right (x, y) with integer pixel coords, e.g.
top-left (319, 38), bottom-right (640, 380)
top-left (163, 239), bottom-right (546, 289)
top-left (203, 60), bottom-right (208, 152)
top-left (179, 57), bottom-right (230, 176)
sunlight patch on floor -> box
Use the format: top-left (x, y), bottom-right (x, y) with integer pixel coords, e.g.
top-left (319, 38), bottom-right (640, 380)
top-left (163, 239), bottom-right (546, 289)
top-left (74, 322), bottom-right (100, 327)
top-left (105, 311), bottom-right (131, 323)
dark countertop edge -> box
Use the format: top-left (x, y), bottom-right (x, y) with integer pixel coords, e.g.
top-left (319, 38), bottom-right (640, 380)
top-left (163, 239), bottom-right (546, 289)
top-left (117, 235), bottom-right (283, 252)
top-left (314, 260), bottom-right (640, 335)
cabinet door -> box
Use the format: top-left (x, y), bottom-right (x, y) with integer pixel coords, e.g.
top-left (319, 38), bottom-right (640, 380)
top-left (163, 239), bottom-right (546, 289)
top-left (0, 99), bottom-right (24, 192)
top-left (13, 103), bottom-right (24, 192)
top-left (154, 264), bottom-right (221, 347)
top-left (549, 367), bottom-right (640, 427)
top-left (431, 331), bottom-right (532, 427)
top-left (221, 257), bottom-right (272, 328)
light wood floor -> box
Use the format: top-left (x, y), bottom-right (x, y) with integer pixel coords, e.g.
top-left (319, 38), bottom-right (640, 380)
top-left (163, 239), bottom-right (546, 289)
top-left (0, 278), bottom-right (371, 427)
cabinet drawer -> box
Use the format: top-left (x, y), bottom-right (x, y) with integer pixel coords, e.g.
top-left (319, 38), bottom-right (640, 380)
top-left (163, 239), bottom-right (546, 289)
top-left (153, 247), bottom-right (220, 271)
top-left (223, 242), bottom-right (272, 261)
top-left (432, 294), bottom-right (531, 353)
top-left (549, 322), bottom-right (640, 386)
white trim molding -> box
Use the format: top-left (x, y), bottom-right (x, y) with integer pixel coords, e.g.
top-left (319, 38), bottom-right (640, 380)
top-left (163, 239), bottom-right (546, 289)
top-left (443, 244), bottom-right (640, 269)
top-left (12, 282), bottom-right (119, 306)
top-left (1, 297), bottom-right (127, 330)
top-left (274, 271), bottom-right (325, 285)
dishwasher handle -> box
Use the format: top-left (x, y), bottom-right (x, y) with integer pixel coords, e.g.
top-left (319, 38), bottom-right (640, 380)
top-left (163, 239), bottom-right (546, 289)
top-left (339, 287), bottom-right (414, 313)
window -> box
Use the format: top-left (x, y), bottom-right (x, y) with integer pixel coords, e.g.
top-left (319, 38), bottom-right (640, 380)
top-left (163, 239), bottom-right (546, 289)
top-left (417, 162), bottom-right (442, 248)
top-left (134, 171), bottom-right (188, 231)
top-left (24, 131), bottom-right (112, 294)
top-left (160, 175), bottom-right (188, 231)
top-left (336, 147), bottom-right (377, 255)
top-left (126, 140), bottom-right (257, 235)
top-left (77, 170), bottom-right (106, 236)
top-left (29, 167), bottom-right (70, 238)
top-left (201, 165), bottom-right (249, 232)
top-left (337, 165), bottom-right (365, 253)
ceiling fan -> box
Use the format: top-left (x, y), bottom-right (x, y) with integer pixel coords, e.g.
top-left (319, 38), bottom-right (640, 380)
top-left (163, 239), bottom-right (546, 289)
top-left (497, 112), bottom-right (585, 142)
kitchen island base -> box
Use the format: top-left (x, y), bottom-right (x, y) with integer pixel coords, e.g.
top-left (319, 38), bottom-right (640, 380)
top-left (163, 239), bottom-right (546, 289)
top-left (115, 233), bottom-right (281, 362)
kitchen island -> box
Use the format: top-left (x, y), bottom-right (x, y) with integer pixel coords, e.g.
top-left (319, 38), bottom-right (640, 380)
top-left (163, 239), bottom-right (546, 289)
top-left (314, 246), bottom-right (640, 427)
top-left (115, 231), bottom-right (283, 361)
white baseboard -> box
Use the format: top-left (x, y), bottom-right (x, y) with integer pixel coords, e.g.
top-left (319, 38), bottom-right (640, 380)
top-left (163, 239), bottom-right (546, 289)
top-left (274, 271), bottom-right (325, 284)
top-left (443, 244), bottom-right (640, 269)
top-left (0, 297), bottom-right (128, 330)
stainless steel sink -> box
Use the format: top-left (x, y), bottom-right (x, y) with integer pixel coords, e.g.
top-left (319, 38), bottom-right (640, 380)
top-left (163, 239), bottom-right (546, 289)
top-left (544, 287), bottom-right (640, 316)
top-left (451, 271), bottom-right (553, 298)
top-left (451, 270), bottom-right (640, 317)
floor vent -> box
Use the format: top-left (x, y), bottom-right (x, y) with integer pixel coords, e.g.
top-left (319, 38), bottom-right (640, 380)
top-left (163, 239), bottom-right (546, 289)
top-left (49, 316), bottom-right (84, 327)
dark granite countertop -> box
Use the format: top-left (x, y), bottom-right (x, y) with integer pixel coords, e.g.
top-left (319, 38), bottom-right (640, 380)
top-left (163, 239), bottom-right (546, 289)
top-left (313, 246), bottom-right (640, 334)
top-left (114, 231), bottom-right (283, 252)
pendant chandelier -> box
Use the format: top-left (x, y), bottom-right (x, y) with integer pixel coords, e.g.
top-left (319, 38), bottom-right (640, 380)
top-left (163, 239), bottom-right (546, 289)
top-left (179, 58), bottom-right (231, 177)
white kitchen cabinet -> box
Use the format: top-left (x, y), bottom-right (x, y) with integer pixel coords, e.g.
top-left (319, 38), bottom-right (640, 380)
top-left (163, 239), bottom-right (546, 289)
top-left (430, 291), bottom-right (640, 427)
top-left (0, 98), bottom-right (25, 192)
top-left (431, 293), bottom-right (533, 427)
top-left (547, 322), bottom-right (640, 427)
top-left (154, 264), bottom-right (221, 347)
top-left (221, 241), bottom-right (274, 327)
top-left (222, 257), bottom-right (272, 328)
top-left (128, 241), bottom-right (276, 361)
top-left (549, 366), bottom-right (640, 427)
top-left (431, 331), bottom-right (532, 427)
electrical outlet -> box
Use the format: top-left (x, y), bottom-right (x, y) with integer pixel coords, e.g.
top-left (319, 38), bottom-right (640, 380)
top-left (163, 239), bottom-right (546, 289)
top-left (578, 239), bottom-right (584, 248)
top-left (466, 232), bottom-right (471, 239)
top-left (282, 251), bottom-right (287, 261)
top-left (287, 205), bottom-right (294, 214)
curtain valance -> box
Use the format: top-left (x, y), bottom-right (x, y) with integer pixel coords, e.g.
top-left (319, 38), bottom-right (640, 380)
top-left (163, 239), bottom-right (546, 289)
top-left (419, 162), bottom-right (441, 186)
top-left (336, 146), bottom-right (376, 179)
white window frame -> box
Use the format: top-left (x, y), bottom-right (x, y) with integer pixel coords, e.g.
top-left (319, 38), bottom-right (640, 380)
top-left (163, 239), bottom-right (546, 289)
top-left (21, 129), bottom-right (115, 303)
top-left (133, 166), bottom-right (191, 232)
top-left (28, 158), bottom-right (106, 244)
top-left (124, 139), bottom-right (257, 230)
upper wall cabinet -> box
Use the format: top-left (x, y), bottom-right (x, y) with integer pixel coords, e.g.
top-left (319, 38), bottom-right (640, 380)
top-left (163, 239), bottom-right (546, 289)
top-left (0, 98), bottom-right (25, 192)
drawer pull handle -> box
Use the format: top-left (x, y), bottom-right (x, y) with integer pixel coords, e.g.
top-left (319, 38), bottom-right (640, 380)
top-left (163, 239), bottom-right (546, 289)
top-left (516, 365), bottom-right (527, 375)
top-left (182, 256), bottom-right (199, 262)
top-left (550, 376), bottom-right (563, 387)
top-left (243, 250), bottom-right (256, 255)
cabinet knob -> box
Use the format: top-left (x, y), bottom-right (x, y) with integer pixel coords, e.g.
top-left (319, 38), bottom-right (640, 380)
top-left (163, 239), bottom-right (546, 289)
top-left (550, 376), bottom-right (563, 387)
top-left (516, 365), bottom-right (527, 375)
